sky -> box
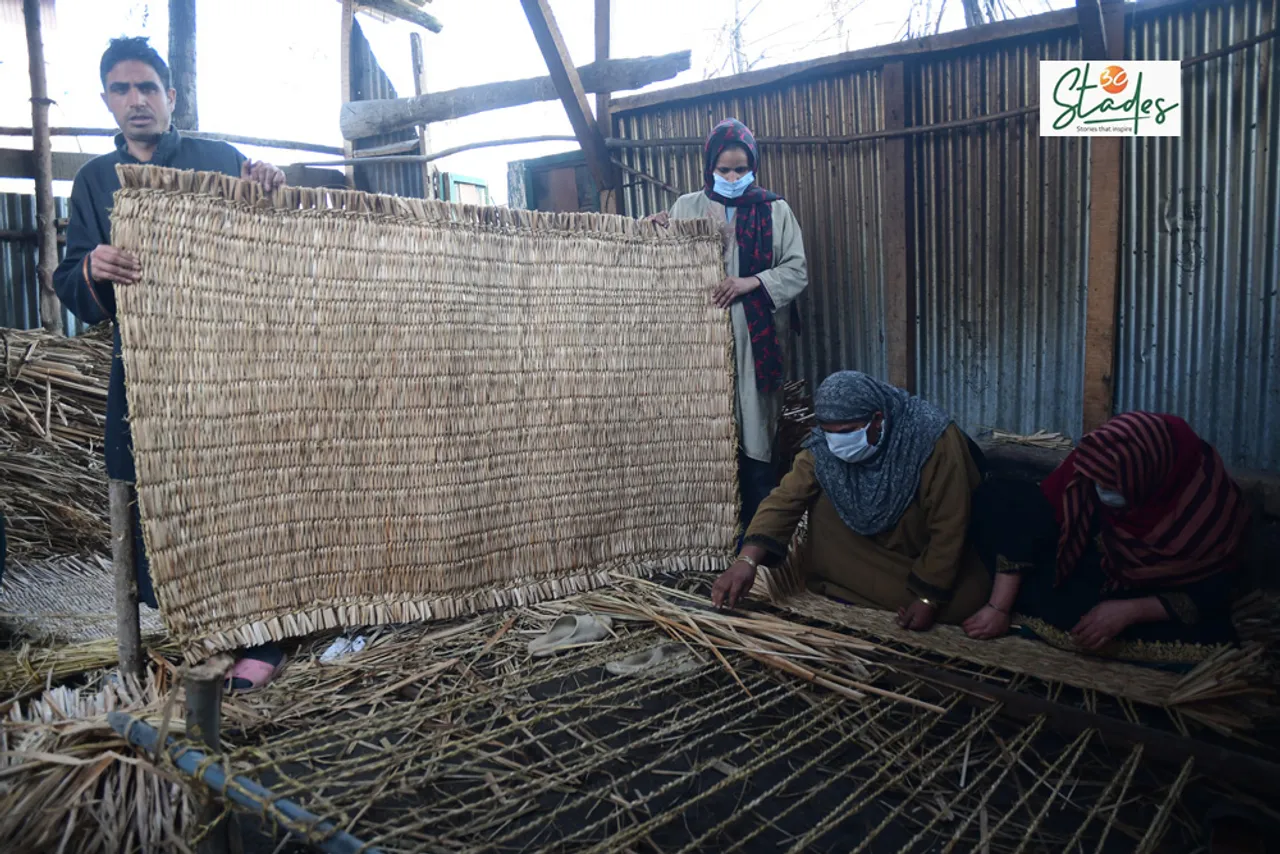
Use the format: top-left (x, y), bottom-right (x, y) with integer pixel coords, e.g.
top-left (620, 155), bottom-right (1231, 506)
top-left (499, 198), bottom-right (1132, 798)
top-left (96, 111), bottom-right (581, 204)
top-left (0, 0), bottom-right (1071, 201)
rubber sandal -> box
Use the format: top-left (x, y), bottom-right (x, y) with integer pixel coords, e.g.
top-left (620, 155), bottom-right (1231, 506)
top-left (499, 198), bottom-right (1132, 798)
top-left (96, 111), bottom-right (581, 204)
top-left (605, 643), bottom-right (698, 677)
top-left (527, 614), bottom-right (613, 658)
top-left (225, 648), bottom-right (287, 693)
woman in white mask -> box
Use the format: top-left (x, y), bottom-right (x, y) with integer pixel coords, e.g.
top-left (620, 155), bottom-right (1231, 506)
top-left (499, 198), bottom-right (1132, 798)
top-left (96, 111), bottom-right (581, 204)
top-left (648, 118), bottom-right (808, 547)
top-left (711, 371), bottom-right (991, 632)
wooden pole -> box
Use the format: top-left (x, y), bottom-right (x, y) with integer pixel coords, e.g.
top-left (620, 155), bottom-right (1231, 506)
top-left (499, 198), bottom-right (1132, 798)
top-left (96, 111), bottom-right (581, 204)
top-left (881, 60), bottom-right (914, 392)
top-left (409, 32), bottom-right (434, 199)
top-left (22, 0), bottom-right (63, 335)
top-left (186, 654), bottom-right (235, 854)
top-left (1079, 0), bottom-right (1126, 433)
top-left (519, 0), bottom-right (618, 195)
top-left (168, 0), bottom-right (198, 131)
top-left (109, 480), bottom-right (143, 684)
top-left (594, 0), bottom-right (617, 213)
top-left (340, 0), bottom-right (356, 189)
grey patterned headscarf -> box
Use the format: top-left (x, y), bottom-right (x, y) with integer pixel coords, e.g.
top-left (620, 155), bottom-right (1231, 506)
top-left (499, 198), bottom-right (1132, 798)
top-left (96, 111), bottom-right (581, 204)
top-left (804, 371), bottom-right (954, 536)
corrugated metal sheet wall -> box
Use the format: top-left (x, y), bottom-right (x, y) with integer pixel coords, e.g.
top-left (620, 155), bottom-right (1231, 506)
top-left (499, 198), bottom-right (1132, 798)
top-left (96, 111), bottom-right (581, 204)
top-left (1119, 0), bottom-right (1279, 470)
top-left (613, 71), bottom-right (890, 386)
top-left (908, 29), bottom-right (1090, 440)
top-left (1, 193), bottom-right (90, 334)
top-left (351, 21), bottom-right (426, 199)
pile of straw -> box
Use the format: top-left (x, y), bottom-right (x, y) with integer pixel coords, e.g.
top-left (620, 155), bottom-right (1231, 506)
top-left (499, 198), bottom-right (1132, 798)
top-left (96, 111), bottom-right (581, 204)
top-left (0, 325), bottom-right (111, 561)
top-left (110, 165), bottom-right (736, 657)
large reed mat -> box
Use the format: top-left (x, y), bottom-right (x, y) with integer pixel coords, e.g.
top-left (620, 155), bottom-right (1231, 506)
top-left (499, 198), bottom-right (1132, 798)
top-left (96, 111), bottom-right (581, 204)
top-left (109, 165), bottom-right (734, 656)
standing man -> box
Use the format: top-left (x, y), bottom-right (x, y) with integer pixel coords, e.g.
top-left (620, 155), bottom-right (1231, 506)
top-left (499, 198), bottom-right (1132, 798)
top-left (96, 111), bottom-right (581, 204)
top-left (54, 36), bottom-right (287, 691)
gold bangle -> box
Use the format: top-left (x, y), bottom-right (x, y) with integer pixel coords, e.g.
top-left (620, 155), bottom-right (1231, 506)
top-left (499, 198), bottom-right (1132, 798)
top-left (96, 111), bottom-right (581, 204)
top-left (736, 554), bottom-right (760, 571)
top-left (918, 597), bottom-right (936, 609)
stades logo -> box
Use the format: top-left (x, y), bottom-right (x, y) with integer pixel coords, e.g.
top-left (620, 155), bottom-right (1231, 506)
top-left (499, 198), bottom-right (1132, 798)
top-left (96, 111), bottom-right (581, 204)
top-left (1039, 60), bottom-right (1182, 137)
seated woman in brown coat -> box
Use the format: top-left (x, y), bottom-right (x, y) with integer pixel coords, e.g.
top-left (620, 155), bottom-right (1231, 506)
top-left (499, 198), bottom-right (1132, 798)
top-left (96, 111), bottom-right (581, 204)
top-left (711, 371), bottom-right (991, 631)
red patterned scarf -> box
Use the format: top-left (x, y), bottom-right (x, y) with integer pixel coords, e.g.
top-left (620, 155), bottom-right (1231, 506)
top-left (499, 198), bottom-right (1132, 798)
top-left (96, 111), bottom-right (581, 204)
top-left (703, 118), bottom-right (783, 394)
top-left (1040, 412), bottom-right (1249, 588)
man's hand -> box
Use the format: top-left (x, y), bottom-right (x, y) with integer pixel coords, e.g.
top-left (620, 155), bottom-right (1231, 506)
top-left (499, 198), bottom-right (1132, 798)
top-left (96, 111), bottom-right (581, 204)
top-left (1071, 600), bottom-right (1137, 650)
top-left (963, 604), bottom-right (1011, 640)
top-left (711, 559), bottom-right (758, 609)
top-left (644, 212), bottom-right (670, 228)
top-left (712, 276), bottom-right (761, 309)
top-left (89, 244), bottom-right (141, 284)
top-left (241, 159), bottom-right (286, 192)
top-left (896, 599), bottom-right (938, 632)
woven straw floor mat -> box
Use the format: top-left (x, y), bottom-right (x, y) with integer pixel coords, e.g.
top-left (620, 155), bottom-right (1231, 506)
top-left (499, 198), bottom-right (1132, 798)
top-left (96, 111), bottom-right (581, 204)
top-left (0, 555), bottom-right (165, 643)
top-left (110, 166), bottom-right (735, 656)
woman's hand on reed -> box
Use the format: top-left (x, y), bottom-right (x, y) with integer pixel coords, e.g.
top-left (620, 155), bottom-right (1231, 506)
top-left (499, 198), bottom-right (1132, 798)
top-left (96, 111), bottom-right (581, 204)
top-left (1070, 600), bottom-right (1137, 650)
top-left (644, 212), bottom-right (670, 228)
top-left (896, 599), bottom-right (938, 632)
top-left (962, 604), bottom-right (1010, 640)
top-left (711, 560), bottom-right (757, 609)
top-left (712, 276), bottom-right (762, 309)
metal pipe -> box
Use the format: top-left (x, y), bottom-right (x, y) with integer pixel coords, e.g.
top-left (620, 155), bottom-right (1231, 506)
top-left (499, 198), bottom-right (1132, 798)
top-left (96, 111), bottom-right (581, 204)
top-left (107, 711), bottom-right (382, 854)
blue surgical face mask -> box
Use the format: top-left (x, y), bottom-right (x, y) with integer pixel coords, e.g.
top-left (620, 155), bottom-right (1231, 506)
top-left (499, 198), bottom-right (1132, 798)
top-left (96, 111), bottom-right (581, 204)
top-left (825, 426), bottom-right (880, 464)
top-left (713, 171), bottom-right (755, 199)
top-left (1095, 484), bottom-right (1128, 509)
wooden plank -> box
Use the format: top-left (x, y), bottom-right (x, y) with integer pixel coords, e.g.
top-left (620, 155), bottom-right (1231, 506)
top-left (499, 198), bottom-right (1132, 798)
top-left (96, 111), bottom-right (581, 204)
top-left (357, 0), bottom-right (442, 33)
top-left (168, 0), bottom-right (198, 130)
top-left (595, 0), bottom-right (616, 213)
top-left (22, 0), bottom-right (62, 335)
top-left (1076, 0), bottom-right (1107, 58)
top-left (1080, 0), bottom-right (1126, 433)
top-left (0, 148), bottom-right (96, 181)
top-left (186, 655), bottom-right (235, 854)
top-left (340, 0), bottom-right (355, 188)
top-left (519, 0), bottom-right (616, 193)
top-left (0, 126), bottom-right (344, 155)
top-left (339, 51), bottom-right (690, 140)
top-left (409, 31), bottom-right (434, 198)
top-left (109, 480), bottom-right (143, 685)
top-left (881, 61), bottom-right (914, 392)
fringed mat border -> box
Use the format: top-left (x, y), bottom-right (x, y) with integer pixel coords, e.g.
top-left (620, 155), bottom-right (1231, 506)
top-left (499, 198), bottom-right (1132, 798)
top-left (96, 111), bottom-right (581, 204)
top-left (115, 164), bottom-right (722, 243)
top-left (183, 550), bottom-right (735, 663)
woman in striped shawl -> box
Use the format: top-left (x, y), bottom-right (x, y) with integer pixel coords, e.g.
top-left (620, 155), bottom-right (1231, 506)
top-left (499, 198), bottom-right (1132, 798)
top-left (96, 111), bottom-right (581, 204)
top-left (965, 412), bottom-right (1250, 653)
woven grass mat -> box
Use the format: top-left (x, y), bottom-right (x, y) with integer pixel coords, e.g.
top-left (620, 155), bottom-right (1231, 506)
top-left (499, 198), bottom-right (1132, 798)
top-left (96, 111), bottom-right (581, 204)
top-left (110, 165), bottom-right (735, 657)
top-left (0, 555), bottom-right (165, 644)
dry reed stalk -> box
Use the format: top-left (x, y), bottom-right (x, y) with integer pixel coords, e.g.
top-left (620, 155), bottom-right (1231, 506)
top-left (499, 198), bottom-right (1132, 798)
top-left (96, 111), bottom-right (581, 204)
top-left (0, 325), bottom-right (112, 562)
top-left (109, 164), bottom-right (735, 658)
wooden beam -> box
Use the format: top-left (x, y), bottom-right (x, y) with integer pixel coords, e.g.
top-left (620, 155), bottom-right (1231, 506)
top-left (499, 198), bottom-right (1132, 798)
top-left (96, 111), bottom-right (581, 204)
top-left (409, 31), bottom-right (435, 199)
top-left (22, 0), bottom-right (62, 335)
top-left (0, 126), bottom-right (343, 155)
top-left (520, 0), bottom-right (616, 193)
top-left (1080, 0), bottom-right (1126, 433)
top-left (595, 0), bottom-right (616, 213)
top-left (882, 61), bottom-right (914, 391)
top-left (0, 148), bottom-right (96, 181)
top-left (168, 0), bottom-right (198, 131)
top-left (186, 655), bottom-right (236, 854)
top-left (340, 0), bottom-right (355, 189)
top-left (110, 480), bottom-right (143, 685)
top-left (1075, 0), bottom-right (1107, 59)
top-left (339, 51), bottom-right (690, 140)
top-left (357, 0), bottom-right (442, 33)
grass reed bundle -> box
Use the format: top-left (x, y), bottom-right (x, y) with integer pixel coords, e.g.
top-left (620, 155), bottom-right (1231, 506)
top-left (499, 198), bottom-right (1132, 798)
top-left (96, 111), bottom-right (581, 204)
top-left (109, 165), bottom-right (736, 657)
top-left (0, 324), bottom-right (111, 561)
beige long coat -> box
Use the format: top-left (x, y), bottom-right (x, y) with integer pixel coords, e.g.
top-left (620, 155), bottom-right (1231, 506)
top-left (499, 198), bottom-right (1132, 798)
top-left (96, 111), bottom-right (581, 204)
top-left (667, 192), bottom-right (808, 463)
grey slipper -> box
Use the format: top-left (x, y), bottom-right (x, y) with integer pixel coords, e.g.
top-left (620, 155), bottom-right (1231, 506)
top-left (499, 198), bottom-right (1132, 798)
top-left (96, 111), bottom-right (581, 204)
top-left (527, 614), bottom-right (614, 657)
top-left (605, 643), bottom-right (698, 677)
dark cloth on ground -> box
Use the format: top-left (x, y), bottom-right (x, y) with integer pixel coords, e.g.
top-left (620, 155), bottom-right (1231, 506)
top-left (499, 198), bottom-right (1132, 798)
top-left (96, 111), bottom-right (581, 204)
top-left (746, 424), bottom-right (990, 623)
top-left (737, 450), bottom-right (778, 551)
top-left (53, 127), bottom-right (246, 482)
